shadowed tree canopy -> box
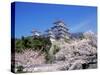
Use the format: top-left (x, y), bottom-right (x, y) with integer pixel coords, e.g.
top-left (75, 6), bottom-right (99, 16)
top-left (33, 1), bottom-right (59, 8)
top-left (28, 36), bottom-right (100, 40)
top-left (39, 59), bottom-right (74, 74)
top-left (15, 36), bottom-right (51, 53)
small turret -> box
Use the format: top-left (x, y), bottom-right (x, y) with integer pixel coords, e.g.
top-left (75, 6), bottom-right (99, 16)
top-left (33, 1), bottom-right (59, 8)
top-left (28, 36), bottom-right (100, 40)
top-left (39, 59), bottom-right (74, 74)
top-left (31, 29), bottom-right (40, 38)
top-left (46, 29), bottom-right (55, 42)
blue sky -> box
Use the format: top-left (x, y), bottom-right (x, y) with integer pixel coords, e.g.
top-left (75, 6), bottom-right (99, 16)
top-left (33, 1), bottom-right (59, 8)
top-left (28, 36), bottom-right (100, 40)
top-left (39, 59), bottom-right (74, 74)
top-left (14, 2), bottom-right (97, 38)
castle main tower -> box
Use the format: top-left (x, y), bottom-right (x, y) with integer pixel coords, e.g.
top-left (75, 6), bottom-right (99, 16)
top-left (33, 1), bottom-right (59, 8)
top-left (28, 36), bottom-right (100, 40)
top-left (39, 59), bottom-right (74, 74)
top-left (52, 20), bottom-right (69, 40)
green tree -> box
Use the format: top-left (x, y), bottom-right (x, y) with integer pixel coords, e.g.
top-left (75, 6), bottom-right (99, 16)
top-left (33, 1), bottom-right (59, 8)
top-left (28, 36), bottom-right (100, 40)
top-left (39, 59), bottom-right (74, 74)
top-left (15, 39), bottom-right (23, 53)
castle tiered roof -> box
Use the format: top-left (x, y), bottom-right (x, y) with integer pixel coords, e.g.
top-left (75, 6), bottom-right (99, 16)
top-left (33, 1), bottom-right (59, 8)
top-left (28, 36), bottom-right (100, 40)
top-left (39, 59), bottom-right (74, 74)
top-left (32, 20), bottom-right (70, 41)
top-left (51, 20), bottom-right (69, 39)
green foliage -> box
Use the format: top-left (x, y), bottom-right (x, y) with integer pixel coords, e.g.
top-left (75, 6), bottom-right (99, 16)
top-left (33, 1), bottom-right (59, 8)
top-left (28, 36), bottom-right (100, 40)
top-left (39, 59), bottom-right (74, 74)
top-left (45, 50), bottom-right (55, 64)
top-left (45, 53), bottom-right (52, 63)
top-left (16, 65), bottom-right (24, 73)
top-left (22, 36), bottom-right (32, 48)
top-left (15, 36), bottom-right (52, 63)
top-left (79, 35), bottom-right (84, 40)
top-left (15, 36), bottom-right (51, 53)
top-left (15, 39), bottom-right (23, 53)
top-left (45, 44), bottom-right (60, 63)
top-left (32, 37), bottom-right (51, 52)
top-left (53, 45), bottom-right (60, 54)
top-left (32, 39), bottom-right (42, 50)
top-left (64, 37), bottom-right (70, 43)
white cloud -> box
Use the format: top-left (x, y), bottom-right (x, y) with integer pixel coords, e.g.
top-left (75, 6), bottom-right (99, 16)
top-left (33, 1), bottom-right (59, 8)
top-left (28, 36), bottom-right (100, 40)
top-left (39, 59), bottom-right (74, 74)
top-left (70, 16), bottom-right (95, 32)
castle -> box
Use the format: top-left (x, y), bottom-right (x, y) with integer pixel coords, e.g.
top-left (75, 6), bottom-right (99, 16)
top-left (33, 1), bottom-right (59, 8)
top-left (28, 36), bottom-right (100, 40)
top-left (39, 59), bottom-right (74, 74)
top-left (46, 20), bottom-right (70, 42)
top-left (32, 20), bottom-right (70, 42)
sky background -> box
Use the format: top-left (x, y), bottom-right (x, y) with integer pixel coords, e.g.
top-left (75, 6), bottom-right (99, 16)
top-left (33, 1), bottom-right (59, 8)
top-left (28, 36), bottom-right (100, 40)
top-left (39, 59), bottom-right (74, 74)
top-left (14, 2), bottom-right (97, 38)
